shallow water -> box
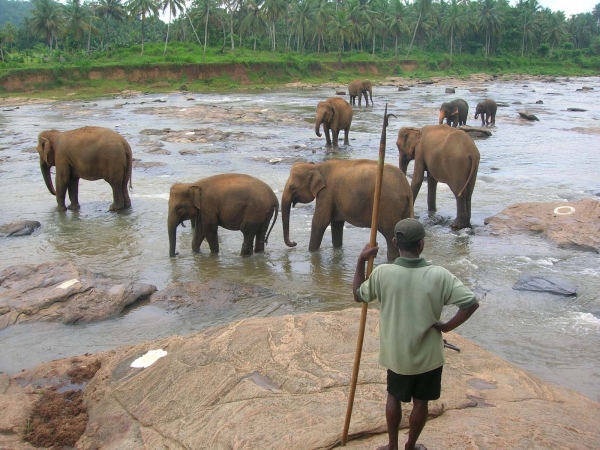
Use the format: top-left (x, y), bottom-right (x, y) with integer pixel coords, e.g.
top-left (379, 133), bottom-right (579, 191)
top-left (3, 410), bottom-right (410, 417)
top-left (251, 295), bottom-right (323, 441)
top-left (1, 78), bottom-right (599, 401)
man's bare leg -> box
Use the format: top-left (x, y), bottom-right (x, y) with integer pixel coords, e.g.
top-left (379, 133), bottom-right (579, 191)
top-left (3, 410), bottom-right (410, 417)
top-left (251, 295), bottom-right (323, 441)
top-left (376, 392), bottom-right (402, 450)
top-left (405, 399), bottom-right (428, 450)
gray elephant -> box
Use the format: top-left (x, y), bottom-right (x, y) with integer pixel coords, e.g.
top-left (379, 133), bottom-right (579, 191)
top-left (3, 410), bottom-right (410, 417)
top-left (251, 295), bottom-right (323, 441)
top-left (475, 99), bottom-right (497, 126)
top-left (348, 80), bottom-right (373, 106)
top-left (282, 159), bottom-right (413, 260)
top-left (315, 97), bottom-right (353, 148)
top-left (36, 126), bottom-right (132, 211)
top-left (397, 125), bottom-right (480, 229)
top-left (168, 173), bottom-right (279, 257)
top-left (439, 99), bottom-right (469, 127)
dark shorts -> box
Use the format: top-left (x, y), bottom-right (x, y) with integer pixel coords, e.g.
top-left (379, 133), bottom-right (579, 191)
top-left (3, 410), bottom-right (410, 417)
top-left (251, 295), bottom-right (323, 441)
top-left (387, 366), bottom-right (443, 403)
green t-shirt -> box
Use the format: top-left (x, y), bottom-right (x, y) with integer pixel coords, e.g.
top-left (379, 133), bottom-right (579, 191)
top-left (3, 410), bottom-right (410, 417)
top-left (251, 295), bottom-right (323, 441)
top-left (357, 257), bottom-right (477, 375)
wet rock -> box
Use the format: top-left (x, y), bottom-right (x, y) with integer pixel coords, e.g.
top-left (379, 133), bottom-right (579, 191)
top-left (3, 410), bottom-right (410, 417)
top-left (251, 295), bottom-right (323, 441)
top-left (336, 90), bottom-right (346, 95)
top-left (2, 106), bottom-right (19, 112)
top-left (577, 86), bottom-right (594, 91)
top-left (186, 97), bottom-right (195, 101)
top-left (140, 128), bottom-right (173, 135)
top-left (496, 102), bottom-right (510, 107)
top-left (418, 80), bottom-right (437, 85)
top-left (152, 99), bottom-right (167, 103)
top-left (445, 87), bottom-right (455, 94)
top-left (0, 220), bottom-right (41, 237)
top-left (458, 125), bottom-right (492, 138)
top-left (567, 108), bottom-right (587, 112)
top-left (132, 160), bottom-right (167, 169)
top-left (518, 111), bottom-right (539, 121)
top-left (512, 101), bottom-right (522, 105)
top-left (398, 86), bottom-right (410, 91)
top-left (484, 198), bottom-right (600, 253)
top-left (146, 146), bottom-right (171, 155)
top-left (2, 309), bottom-right (599, 450)
top-left (178, 149), bottom-right (199, 156)
top-left (469, 87), bottom-right (488, 93)
top-left (0, 261), bottom-right (157, 330)
top-left (535, 100), bottom-right (544, 104)
top-left (21, 147), bottom-right (38, 153)
top-left (513, 274), bottom-right (578, 296)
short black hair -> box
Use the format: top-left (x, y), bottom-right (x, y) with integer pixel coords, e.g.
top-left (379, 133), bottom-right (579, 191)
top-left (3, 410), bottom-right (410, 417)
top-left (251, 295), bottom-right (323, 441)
top-left (396, 238), bottom-right (422, 252)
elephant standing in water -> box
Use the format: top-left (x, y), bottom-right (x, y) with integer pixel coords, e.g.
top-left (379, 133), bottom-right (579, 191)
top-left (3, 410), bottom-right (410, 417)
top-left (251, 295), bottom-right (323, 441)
top-left (168, 174), bottom-right (279, 257)
top-left (397, 125), bottom-right (480, 229)
top-left (439, 99), bottom-right (469, 127)
top-left (475, 99), bottom-right (498, 125)
top-left (348, 80), bottom-right (373, 106)
top-left (282, 160), bottom-right (413, 260)
top-left (315, 97), bottom-right (353, 148)
top-left (36, 126), bottom-right (133, 211)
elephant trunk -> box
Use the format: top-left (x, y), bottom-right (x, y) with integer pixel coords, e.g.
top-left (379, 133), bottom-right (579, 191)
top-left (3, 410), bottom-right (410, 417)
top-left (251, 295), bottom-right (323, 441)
top-left (40, 160), bottom-right (56, 196)
top-left (281, 189), bottom-right (297, 247)
top-left (400, 156), bottom-right (410, 175)
top-left (168, 215), bottom-right (179, 257)
top-left (315, 112), bottom-right (324, 137)
top-left (438, 110), bottom-right (445, 125)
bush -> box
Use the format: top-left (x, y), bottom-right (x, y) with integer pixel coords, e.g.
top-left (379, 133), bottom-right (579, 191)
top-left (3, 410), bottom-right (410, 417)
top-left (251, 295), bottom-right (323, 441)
top-left (538, 43), bottom-right (550, 57)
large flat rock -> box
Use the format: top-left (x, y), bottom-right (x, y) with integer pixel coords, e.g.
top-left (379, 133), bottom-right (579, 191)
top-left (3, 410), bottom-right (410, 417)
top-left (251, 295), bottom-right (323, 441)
top-left (2, 309), bottom-right (599, 449)
top-left (0, 261), bottom-right (157, 329)
top-left (484, 198), bottom-right (600, 253)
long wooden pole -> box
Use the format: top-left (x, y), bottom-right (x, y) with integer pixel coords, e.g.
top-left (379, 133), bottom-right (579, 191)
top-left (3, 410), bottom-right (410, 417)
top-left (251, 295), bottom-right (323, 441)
top-left (342, 104), bottom-right (395, 445)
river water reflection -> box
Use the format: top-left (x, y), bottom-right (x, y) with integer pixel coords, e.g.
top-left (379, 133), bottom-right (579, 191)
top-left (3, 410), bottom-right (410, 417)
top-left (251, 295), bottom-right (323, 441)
top-left (1, 77), bottom-right (599, 401)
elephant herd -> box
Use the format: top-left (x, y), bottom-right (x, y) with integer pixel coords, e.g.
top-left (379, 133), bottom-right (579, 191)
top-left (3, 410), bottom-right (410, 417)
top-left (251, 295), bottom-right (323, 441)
top-left (35, 83), bottom-right (486, 260)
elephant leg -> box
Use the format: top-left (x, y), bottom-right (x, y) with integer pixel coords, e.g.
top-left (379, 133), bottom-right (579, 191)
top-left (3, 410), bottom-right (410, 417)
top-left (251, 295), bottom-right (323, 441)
top-left (67, 177), bottom-right (80, 210)
top-left (452, 194), bottom-right (471, 229)
top-left (331, 220), bottom-right (344, 248)
top-left (324, 125), bottom-right (332, 147)
top-left (192, 221), bottom-right (205, 253)
top-left (332, 130), bottom-right (340, 148)
top-left (309, 204), bottom-right (332, 252)
top-left (254, 219), bottom-right (270, 253)
top-left (109, 182), bottom-right (126, 211)
top-left (122, 178), bottom-right (131, 209)
top-left (204, 223), bottom-right (220, 253)
top-left (427, 175), bottom-right (438, 212)
top-left (54, 167), bottom-right (70, 211)
top-left (240, 231), bottom-right (254, 256)
top-left (343, 127), bottom-right (350, 146)
top-left (383, 232), bottom-right (399, 261)
top-left (411, 160), bottom-right (426, 203)
top-left (491, 114), bottom-right (495, 125)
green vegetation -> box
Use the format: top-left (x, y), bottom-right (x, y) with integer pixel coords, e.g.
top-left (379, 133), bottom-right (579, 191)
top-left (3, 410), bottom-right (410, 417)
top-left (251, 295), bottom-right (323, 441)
top-left (0, 0), bottom-right (599, 98)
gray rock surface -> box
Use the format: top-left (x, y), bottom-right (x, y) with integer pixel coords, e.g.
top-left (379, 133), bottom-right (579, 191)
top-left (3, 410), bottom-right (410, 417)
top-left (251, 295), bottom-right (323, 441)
top-left (513, 274), bottom-right (578, 296)
top-left (0, 261), bottom-right (157, 330)
top-left (457, 125), bottom-right (492, 138)
top-left (445, 87), bottom-right (455, 93)
top-left (518, 111), bottom-right (539, 121)
top-left (0, 221), bottom-right (41, 237)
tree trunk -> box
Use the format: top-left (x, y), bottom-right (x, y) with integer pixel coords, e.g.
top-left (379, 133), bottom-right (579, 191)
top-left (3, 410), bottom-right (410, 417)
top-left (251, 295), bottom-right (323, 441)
top-left (203, 7), bottom-right (209, 59)
top-left (372, 33), bottom-right (375, 57)
top-left (406, 12), bottom-right (421, 57)
top-left (87, 14), bottom-right (93, 54)
top-left (188, 11), bottom-right (203, 46)
top-left (163, 10), bottom-right (171, 57)
top-left (229, 12), bottom-right (235, 53)
top-left (141, 13), bottom-right (145, 56)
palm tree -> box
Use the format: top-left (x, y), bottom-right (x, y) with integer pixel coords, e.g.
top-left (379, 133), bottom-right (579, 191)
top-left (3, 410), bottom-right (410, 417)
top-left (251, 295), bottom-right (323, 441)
top-left (65, 0), bottom-right (89, 48)
top-left (126, 0), bottom-right (159, 55)
top-left (192, 0), bottom-right (217, 58)
top-left (476, 0), bottom-right (503, 58)
top-left (364, 0), bottom-right (384, 57)
top-left (290, 0), bottom-right (316, 51)
top-left (389, 0), bottom-right (409, 58)
top-left (2, 22), bottom-right (17, 51)
top-left (406, 0), bottom-right (432, 57)
top-left (161, 0), bottom-right (185, 55)
top-left (516, 0), bottom-right (540, 56)
top-left (240, 0), bottom-right (267, 50)
top-left (442, 0), bottom-right (468, 55)
top-left (85, 2), bottom-right (99, 54)
top-left (543, 10), bottom-right (568, 56)
top-left (96, 0), bottom-right (125, 52)
top-left (261, 0), bottom-right (287, 50)
top-left (311, 0), bottom-right (333, 53)
top-left (329, 8), bottom-right (353, 58)
top-left (0, 30), bottom-right (5, 61)
top-left (30, 0), bottom-right (64, 50)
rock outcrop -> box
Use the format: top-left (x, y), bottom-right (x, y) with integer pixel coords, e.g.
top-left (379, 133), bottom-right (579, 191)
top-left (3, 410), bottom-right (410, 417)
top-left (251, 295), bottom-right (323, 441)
top-left (0, 261), bottom-right (157, 330)
top-left (484, 198), bottom-right (600, 253)
top-left (2, 309), bottom-right (600, 449)
top-left (0, 221), bottom-right (41, 237)
top-left (513, 274), bottom-right (578, 296)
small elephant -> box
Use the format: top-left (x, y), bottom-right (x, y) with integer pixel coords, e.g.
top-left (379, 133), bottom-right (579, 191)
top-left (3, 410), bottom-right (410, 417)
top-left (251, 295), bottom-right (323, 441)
top-left (37, 126), bottom-right (132, 211)
top-left (475, 99), bottom-right (497, 126)
top-left (348, 80), bottom-right (373, 106)
top-left (397, 125), bottom-right (480, 229)
top-left (168, 173), bottom-right (279, 257)
top-left (282, 159), bottom-right (413, 260)
top-left (315, 97), bottom-right (353, 148)
top-left (439, 99), bottom-right (469, 127)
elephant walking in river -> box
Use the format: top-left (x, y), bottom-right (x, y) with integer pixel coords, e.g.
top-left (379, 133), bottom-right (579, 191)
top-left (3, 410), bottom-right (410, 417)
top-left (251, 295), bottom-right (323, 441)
top-left (315, 97), bottom-right (353, 148)
top-left (348, 80), bottom-right (373, 106)
top-left (397, 125), bottom-right (480, 229)
top-left (282, 160), bottom-right (413, 260)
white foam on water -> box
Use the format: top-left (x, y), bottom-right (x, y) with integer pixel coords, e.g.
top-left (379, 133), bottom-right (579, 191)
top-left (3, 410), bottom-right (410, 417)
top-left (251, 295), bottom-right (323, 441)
top-left (131, 349), bottom-right (168, 368)
top-left (56, 279), bottom-right (79, 289)
top-left (570, 313), bottom-right (600, 331)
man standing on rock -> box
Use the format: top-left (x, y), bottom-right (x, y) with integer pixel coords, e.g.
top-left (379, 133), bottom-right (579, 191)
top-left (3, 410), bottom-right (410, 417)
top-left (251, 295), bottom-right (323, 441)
top-left (353, 218), bottom-right (479, 450)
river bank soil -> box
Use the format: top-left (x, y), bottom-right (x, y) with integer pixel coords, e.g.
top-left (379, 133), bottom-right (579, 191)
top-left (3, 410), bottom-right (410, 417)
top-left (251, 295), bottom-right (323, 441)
top-left (1, 309), bottom-right (599, 449)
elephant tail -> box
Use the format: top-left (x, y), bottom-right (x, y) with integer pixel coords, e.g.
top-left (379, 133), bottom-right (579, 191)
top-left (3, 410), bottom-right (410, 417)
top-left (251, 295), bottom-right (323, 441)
top-left (265, 199), bottom-right (279, 245)
top-left (457, 154), bottom-right (478, 198)
top-left (127, 144), bottom-right (133, 191)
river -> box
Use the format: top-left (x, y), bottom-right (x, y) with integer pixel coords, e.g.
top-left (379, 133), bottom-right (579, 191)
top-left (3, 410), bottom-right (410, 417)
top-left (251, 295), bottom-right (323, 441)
top-left (1, 77), bottom-right (599, 402)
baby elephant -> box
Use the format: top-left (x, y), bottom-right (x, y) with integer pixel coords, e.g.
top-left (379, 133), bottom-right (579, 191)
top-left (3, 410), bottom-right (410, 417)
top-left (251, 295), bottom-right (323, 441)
top-left (37, 126), bottom-right (133, 211)
top-left (315, 97), bottom-right (353, 148)
top-left (475, 99), bottom-right (497, 126)
top-left (168, 174), bottom-right (279, 257)
top-left (439, 99), bottom-right (469, 127)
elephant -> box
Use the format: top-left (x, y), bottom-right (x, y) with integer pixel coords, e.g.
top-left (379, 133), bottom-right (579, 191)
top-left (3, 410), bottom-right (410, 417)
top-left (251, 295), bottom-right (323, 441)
top-left (474, 99), bottom-right (498, 126)
top-left (36, 126), bottom-right (132, 211)
top-left (168, 173), bottom-right (279, 257)
top-left (348, 80), bottom-right (373, 106)
top-left (439, 99), bottom-right (469, 127)
top-left (315, 97), bottom-right (353, 148)
top-left (397, 125), bottom-right (480, 229)
top-left (282, 159), bottom-right (413, 260)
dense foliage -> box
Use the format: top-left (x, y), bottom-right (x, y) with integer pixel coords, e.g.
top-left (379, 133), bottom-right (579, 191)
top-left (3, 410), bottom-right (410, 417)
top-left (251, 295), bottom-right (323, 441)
top-left (0, 0), bottom-right (599, 68)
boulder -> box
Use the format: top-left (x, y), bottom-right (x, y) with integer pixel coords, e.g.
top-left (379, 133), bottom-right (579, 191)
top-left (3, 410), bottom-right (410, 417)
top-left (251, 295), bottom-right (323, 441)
top-left (567, 108), bottom-right (587, 112)
top-left (445, 87), bottom-right (455, 94)
top-left (535, 100), bottom-right (544, 104)
top-left (1, 309), bottom-right (600, 450)
top-left (513, 274), bottom-right (578, 296)
top-left (577, 86), bottom-right (594, 91)
top-left (469, 87), bottom-right (488, 93)
top-left (0, 221), bottom-right (41, 237)
top-left (0, 261), bottom-right (157, 330)
top-left (457, 125), bottom-right (492, 138)
top-left (496, 101), bottom-right (510, 107)
top-left (518, 111), bottom-right (539, 121)
top-left (397, 86), bottom-right (410, 91)
top-left (336, 90), bottom-right (346, 95)
top-left (484, 198), bottom-right (600, 253)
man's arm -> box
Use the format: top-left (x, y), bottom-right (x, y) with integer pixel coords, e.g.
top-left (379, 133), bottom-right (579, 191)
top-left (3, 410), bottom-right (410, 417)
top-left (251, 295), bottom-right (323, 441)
top-left (353, 244), bottom-right (379, 303)
top-left (432, 302), bottom-right (479, 333)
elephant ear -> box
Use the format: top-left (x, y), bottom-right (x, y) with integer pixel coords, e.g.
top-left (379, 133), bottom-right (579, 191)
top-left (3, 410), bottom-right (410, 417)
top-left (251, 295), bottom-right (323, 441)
top-left (189, 185), bottom-right (202, 210)
top-left (41, 137), bottom-right (55, 166)
top-left (308, 169), bottom-right (325, 197)
top-left (406, 128), bottom-right (422, 156)
top-left (452, 108), bottom-right (459, 116)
